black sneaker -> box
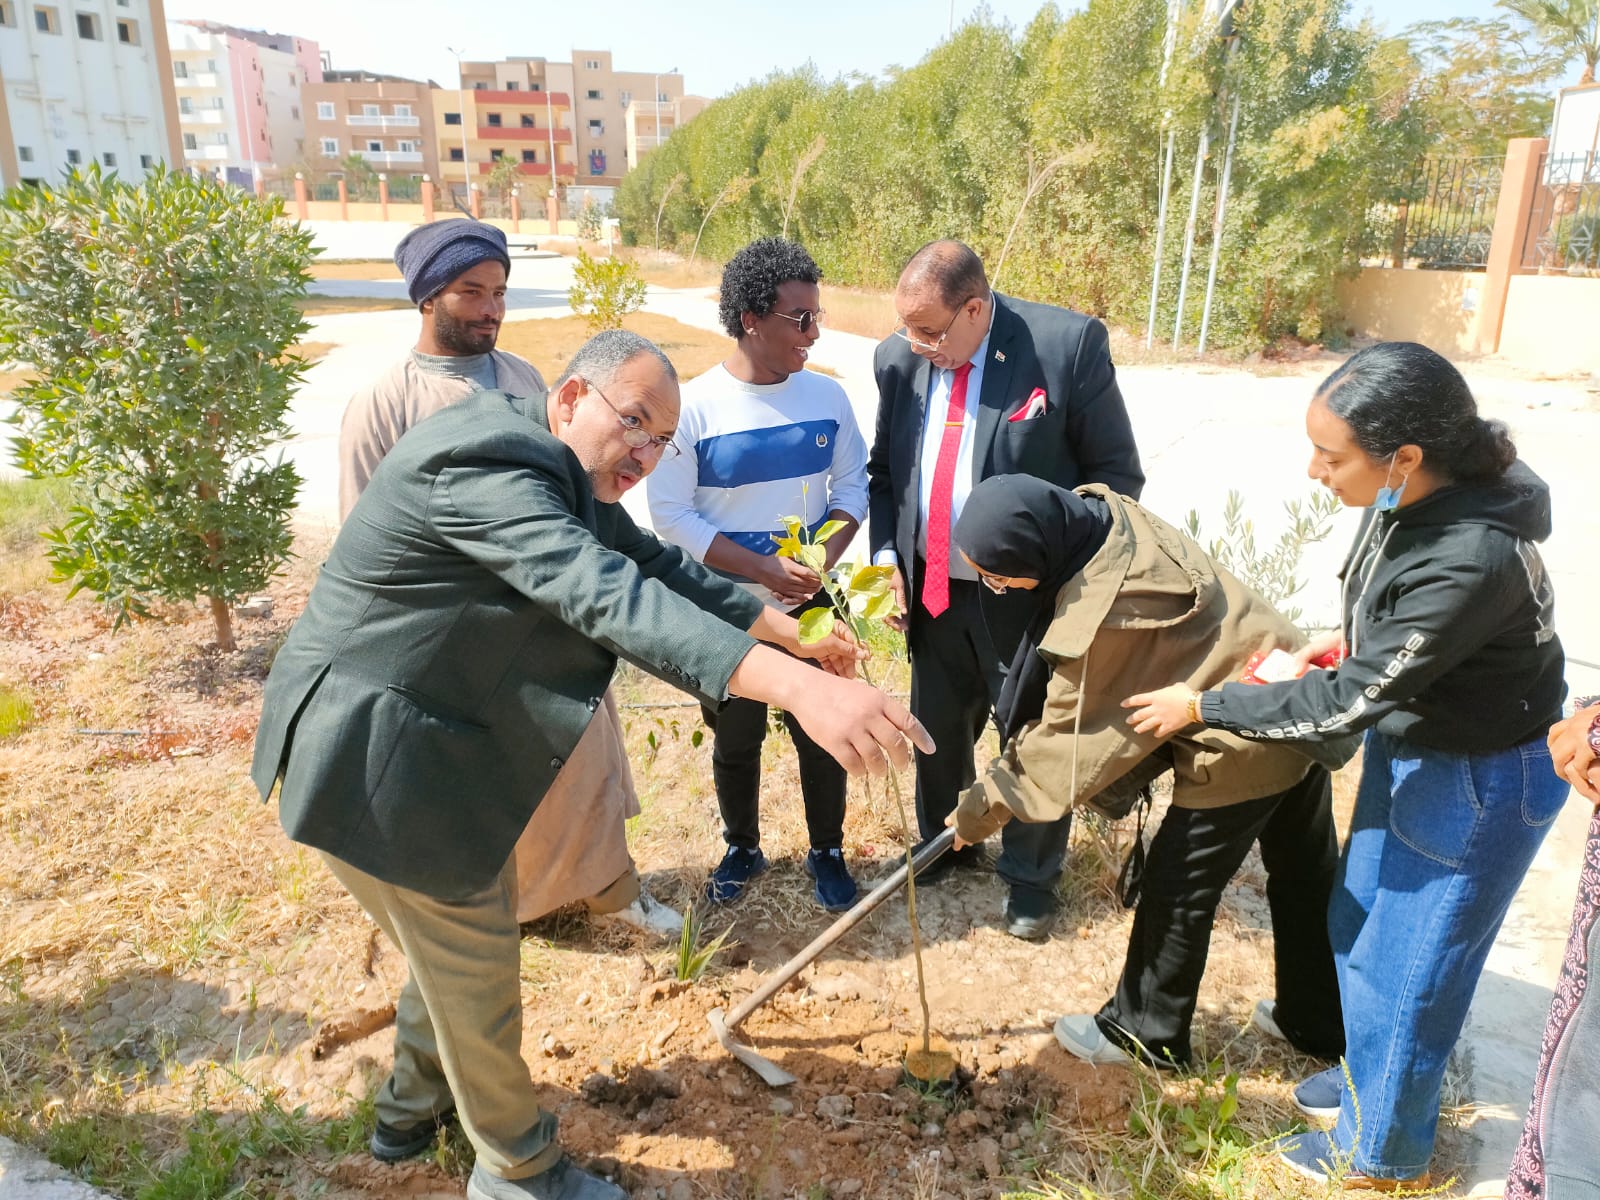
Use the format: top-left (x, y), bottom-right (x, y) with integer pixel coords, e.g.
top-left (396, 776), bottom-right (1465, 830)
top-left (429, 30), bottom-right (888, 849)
top-left (705, 845), bottom-right (768, 904)
top-left (1003, 888), bottom-right (1058, 941)
top-left (369, 1107), bottom-right (456, 1163)
top-left (805, 848), bottom-right (859, 912)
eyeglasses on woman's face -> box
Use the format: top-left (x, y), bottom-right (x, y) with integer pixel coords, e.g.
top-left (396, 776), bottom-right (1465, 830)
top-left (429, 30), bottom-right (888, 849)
top-left (585, 379), bottom-right (679, 457)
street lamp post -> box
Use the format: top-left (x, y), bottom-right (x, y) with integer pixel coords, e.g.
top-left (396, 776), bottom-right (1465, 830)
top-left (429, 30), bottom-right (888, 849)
top-left (446, 46), bottom-right (472, 202)
top-left (545, 84), bottom-right (558, 210)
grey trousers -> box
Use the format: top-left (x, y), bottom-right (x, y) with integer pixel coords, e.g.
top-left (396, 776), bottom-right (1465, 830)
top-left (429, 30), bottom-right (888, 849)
top-left (320, 850), bottom-right (561, 1181)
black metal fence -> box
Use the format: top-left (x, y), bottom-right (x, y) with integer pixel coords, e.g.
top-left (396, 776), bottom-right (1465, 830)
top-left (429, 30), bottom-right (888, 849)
top-left (1523, 151), bottom-right (1600, 274)
top-left (1367, 155), bottom-right (1504, 270)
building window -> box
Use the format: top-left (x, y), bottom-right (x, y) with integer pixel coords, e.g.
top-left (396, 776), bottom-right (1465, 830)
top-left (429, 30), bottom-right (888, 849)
top-left (183, 133), bottom-right (197, 150)
top-left (316, 101), bottom-right (334, 120)
top-left (173, 60), bottom-right (187, 78)
top-left (362, 104), bottom-right (379, 117)
top-left (472, 81), bottom-right (486, 90)
top-left (588, 120), bottom-right (603, 136)
top-left (620, 90), bottom-right (631, 107)
top-left (506, 82), bottom-right (519, 91)
top-left (395, 104), bottom-right (412, 117)
top-left (66, 149), bottom-right (81, 164)
top-left (521, 149), bottom-right (536, 164)
top-left (18, 145), bottom-right (33, 162)
top-left (531, 82), bottom-right (541, 92)
top-left (320, 138), bottom-right (338, 156)
top-left (102, 152), bottom-right (116, 167)
top-left (520, 114), bottom-right (534, 128)
top-left (443, 112), bottom-right (461, 126)
top-left (584, 59), bottom-right (600, 70)
top-left (659, 91), bottom-right (668, 102)
top-left (35, 6), bottom-right (59, 33)
top-left (214, 132), bottom-right (228, 146)
top-left (490, 148), bottom-right (504, 161)
top-left (586, 89), bottom-right (601, 100)
top-left (0, 3), bottom-right (16, 27)
top-left (448, 147), bottom-right (463, 162)
top-left (76, 11), bottom-right (99, 38)
top-left (179, 96), bottom-right (193, 114)
top-left (287, 72), bottom-right (295, 86)
top-left (290, 105), bottom-right (300, 120)
top-left (486, 113), bottom-right (501, 127)
top-left (398, 140), bottom-right (419, 153)
top-left (140, 154), bottom-right (154, 168)
top-left (115, 17), bottom-right (136, 43)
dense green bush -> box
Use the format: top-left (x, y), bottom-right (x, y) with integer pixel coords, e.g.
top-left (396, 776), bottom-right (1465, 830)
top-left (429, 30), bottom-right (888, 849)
top-left (0, 166), bottom-right (313, 650)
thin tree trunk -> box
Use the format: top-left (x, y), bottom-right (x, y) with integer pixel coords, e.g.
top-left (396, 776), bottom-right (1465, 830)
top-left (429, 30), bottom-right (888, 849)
top-left (209, 595), bottom-right (236, 653)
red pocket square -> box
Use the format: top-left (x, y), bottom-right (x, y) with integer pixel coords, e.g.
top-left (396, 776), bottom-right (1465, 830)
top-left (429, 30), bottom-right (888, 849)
top-left (1008, 388), bottom-right (1048, 422)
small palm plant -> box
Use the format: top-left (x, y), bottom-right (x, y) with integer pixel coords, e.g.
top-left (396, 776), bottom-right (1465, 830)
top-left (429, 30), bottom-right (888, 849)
top-left (673, 904), bottom-right (733, 983)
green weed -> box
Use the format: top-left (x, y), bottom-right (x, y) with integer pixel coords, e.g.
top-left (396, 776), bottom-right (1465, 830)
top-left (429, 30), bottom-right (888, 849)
top-left (0, 685), bottom-right (34, 738)
top-left (671, 905), bottom-right (732, 982)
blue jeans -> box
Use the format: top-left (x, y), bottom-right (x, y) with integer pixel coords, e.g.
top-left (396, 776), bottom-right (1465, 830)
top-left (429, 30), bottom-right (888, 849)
top-left (1330, 729), bottom-right (1568, 1178)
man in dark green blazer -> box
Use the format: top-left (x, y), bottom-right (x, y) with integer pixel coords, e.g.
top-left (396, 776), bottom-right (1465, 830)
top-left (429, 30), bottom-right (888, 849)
top-left (252, 330), bottom-right (930, 1200)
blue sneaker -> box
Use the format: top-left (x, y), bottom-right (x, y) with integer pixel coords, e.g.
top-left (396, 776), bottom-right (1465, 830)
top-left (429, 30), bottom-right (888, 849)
top-left (1276, 1129), bottom-right (1431, 1191)
top-left (1293, 1065), bottom-right (1345, 1121)
top-left (706, 846), bottom-right (768, 904)
top-left (804, 848), bottom-right (858, 912)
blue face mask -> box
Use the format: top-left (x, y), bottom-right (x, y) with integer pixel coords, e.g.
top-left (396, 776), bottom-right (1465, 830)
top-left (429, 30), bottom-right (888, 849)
top-left (1374, 457), bottom-right (1409, 512)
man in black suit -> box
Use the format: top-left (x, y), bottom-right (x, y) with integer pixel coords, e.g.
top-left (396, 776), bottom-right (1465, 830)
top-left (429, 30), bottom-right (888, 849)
top-left (868, 239), bottom-right (1144, 940)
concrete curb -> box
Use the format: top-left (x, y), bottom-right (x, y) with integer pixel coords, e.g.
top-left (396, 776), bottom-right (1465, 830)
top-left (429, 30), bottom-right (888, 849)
top-left (0, 1138), bottom-right (114, 1199)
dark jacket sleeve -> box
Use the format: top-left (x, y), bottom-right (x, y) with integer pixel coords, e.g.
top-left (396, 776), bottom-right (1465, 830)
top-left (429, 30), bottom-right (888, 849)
top-left (1200, 553), bottom-right (1515, 744)
top-left (867, 339), bottom-right (900, 559)
top-left (604, 499), bottom-right (766, 630)
top-left (432, 456), bottom-right (758, 704)
top-left (1065, 319), bottom-right (1144, 500)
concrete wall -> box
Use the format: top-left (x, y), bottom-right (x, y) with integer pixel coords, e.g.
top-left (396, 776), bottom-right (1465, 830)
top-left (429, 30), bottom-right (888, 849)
top-left (1336, 268), bottom-right (1487, 358)
top-left (1498, 275), bottom-right (1600, 375)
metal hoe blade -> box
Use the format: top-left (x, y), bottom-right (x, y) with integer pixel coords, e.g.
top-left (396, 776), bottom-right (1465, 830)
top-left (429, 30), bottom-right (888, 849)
top-left (707, 827), bottom-right (956, 1086)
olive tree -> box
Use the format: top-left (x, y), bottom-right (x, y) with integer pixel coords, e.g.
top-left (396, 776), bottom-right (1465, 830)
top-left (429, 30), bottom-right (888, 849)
top-left (0, 166), bottom-right (314, 651)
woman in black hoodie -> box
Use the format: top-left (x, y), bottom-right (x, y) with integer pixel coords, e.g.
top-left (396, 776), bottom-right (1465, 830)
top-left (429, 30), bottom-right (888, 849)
top-left (1125, 342), bottom-right (1568, 1190)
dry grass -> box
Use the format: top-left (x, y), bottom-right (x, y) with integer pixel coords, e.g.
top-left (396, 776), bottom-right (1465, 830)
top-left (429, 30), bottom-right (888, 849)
top-left (0, 475), bottom-right (1481, 1199)
top-left (497, 312), bottom-right (733, 384)
top-left (618, 248), bottom-right (723, 292)
top-left (821, 284), bottom-right (899, 341)
top-left (309, 260), bottom-right (402, 281)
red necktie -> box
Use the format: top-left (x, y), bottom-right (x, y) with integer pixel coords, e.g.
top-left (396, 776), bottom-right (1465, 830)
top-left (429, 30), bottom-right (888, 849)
top-left (921, 361), bottom-right (973, 618)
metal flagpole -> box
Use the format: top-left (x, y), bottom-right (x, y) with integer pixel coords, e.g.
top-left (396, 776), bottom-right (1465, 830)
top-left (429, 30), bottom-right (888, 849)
top-left (1197, 85), bottom-right (1242, 355)
top-left (1144, 0), bottom-right (1186, 349)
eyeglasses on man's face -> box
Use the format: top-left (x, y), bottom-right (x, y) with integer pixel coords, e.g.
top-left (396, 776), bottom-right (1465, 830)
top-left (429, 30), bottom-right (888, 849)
top-left (892, 297), bottom-right (975, 354)
top-left (769, 308), bottom-right (826, 335)
top-left (585, 379), bottom-right (678, 457)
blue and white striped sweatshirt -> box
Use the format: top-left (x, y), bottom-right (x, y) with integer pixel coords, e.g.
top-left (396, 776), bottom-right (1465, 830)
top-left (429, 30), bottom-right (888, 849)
top-left (647, 364), bottom-right (869, 604)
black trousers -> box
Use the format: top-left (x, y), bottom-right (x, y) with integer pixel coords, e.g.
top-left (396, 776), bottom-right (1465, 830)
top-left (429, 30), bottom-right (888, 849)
top-left (1096, 766), bottom-right (1346, 1067)
top-left (699, 596), bottom-right (846, 852)
top-left (907, 573), bottom-right (1073, 902)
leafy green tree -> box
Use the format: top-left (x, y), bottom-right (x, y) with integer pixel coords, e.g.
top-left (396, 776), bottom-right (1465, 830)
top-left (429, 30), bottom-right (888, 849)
top-left (0, 166), bottom-right (313, 651)
top-left (1500, 0), bottom-right (1600, 84)
top-left (1402, 17), bottom-right (1564, 155)
top-left (484, 155), bottom-right (524, 208)
top-left (339, 153), bottom-right (380, 201)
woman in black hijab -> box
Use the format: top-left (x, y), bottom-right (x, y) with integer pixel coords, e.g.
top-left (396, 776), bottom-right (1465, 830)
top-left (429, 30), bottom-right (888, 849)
top-left (951, 475), bottom-right (1347, 1073)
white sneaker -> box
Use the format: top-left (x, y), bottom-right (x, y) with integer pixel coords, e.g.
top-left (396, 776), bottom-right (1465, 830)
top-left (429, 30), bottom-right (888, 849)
top-left (1251, 999), bottom-right (1287, 1042)
top-left (596, 890), bottom-right (684, 939)
top-left (1053, 1014), bottom-right (1132, 1065)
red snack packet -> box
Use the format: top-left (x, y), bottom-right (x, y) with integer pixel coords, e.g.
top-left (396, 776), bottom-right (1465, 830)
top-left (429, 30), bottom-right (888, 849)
top-left (1240, 645), bottom-right (1345, 684)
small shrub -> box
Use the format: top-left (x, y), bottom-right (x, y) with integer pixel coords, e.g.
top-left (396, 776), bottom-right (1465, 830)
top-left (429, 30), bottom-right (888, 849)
top-left (567, 248), bottom-right (647, 334)
top-left (1185, 489), bottom-right (1342, 622)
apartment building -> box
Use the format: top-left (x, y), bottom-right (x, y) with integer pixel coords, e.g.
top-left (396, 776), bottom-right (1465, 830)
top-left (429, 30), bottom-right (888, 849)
top-left (165, 19), bottom-right (321, 185)
top-left (434, 56), bottom-right (574, 197)
top-left (305, 70), bottom-right (439, 184)
top-left (438, 53), bottom-right (695, 195)
top-left (0, 0), bottom-right (183, 187)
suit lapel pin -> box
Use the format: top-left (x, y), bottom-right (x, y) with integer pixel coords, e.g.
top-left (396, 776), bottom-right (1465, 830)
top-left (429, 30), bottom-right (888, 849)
top-left (994, 350), bottom-right (1006, 363)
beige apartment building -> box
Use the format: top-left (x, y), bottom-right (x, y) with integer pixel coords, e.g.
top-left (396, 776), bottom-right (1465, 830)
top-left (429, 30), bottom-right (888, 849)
top-left (438, 53), bottom-right (694, 195)
top-left (302, 69), bottom-right (438, 186)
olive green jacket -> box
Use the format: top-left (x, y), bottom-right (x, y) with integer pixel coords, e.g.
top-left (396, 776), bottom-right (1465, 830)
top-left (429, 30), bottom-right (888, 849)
top-left (251, 389), bottom-right (765, 899)
top-left (955, 487), bottom-right (1353, 842)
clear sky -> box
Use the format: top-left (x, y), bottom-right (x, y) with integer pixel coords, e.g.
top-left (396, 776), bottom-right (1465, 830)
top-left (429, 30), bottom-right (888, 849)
top-left (163, 0), bottom-right (1553, 100)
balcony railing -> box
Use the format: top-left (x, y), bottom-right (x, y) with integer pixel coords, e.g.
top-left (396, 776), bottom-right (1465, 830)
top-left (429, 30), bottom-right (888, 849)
top-left (476, 161), bottom-right (575, 178)
top-left (347, 114), bottom-right (421, 128)
top-left (181, 109), bottom-right (226, 125)
top-left (465, 89), bottom-right (570, 107)
top-left (354, 150), bottom-right (424, 166)
top-left (475, 125), bottom-right (572, 143)
top-left (174, 72), bottom-right (220, 89)
top-left (184, 145), bottom-right (230, 161)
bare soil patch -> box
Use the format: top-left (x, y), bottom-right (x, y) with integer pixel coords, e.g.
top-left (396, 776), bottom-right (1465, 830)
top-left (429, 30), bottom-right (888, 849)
top-left (311, 260), bottom-right (404, 282)
top-left (497, 314), bottom-right (732, 385)
top-left (0, 518), bottom-right (1481, 1198)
